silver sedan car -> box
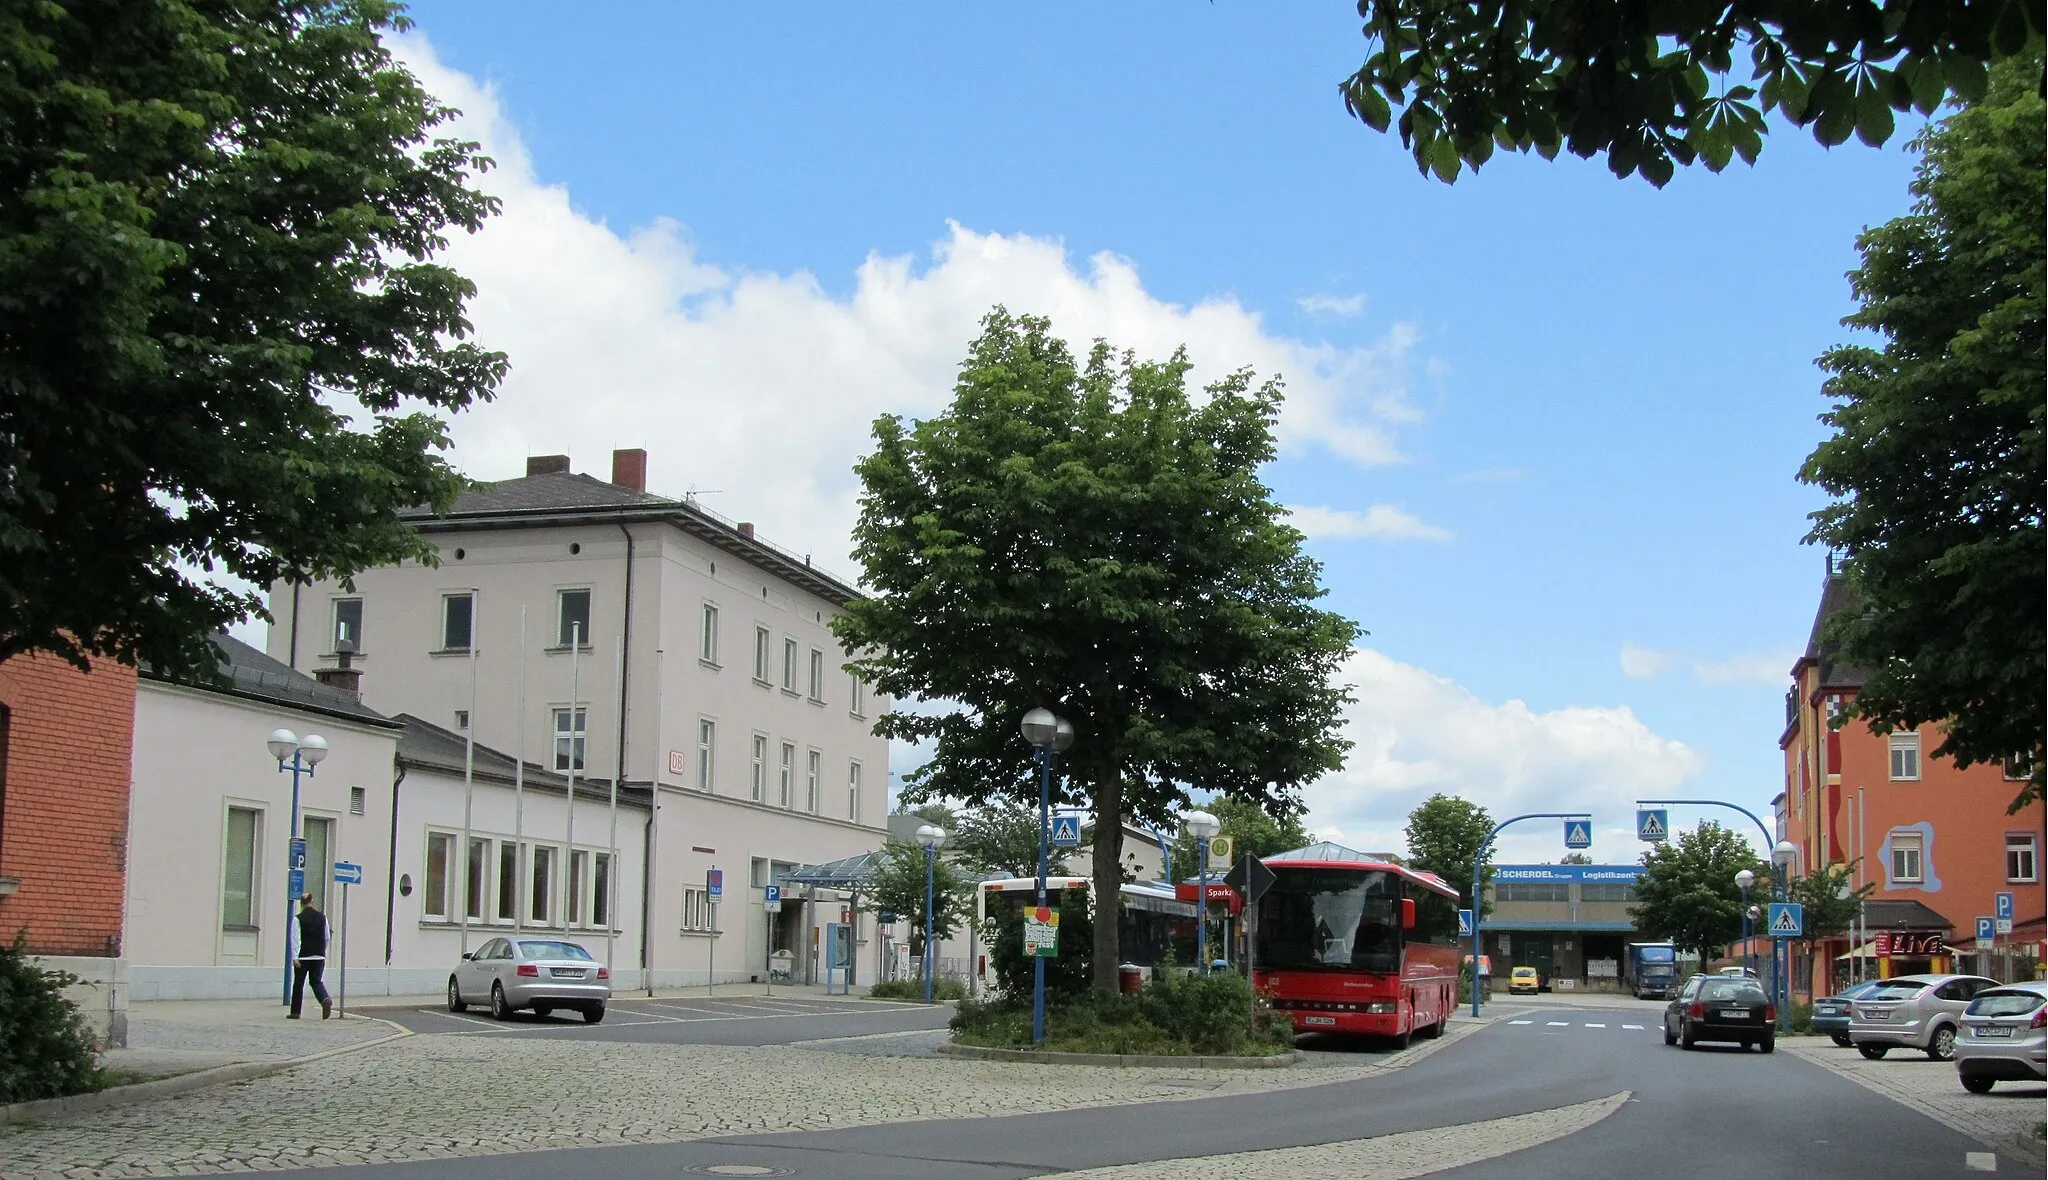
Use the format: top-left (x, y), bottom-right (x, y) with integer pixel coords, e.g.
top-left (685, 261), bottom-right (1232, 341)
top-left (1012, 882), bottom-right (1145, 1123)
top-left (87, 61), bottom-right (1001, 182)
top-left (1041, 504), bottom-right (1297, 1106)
top-left (448, 936), bottom-right (610, 1022)
top-left (1848, 973), bottom-right (1999, 1060)
top-left (1955, 979), bottom-right (2047, 1093)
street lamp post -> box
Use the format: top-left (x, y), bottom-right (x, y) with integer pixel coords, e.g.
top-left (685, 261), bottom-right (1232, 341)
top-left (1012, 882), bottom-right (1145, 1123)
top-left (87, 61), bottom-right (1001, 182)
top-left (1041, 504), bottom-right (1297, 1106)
top-left (914, 824), bottom-right (946, 1004)
top-left (1469, 811), bottom-right (1594, 1017)
top-left (1735, 868), bottom-right (1756, 979)
top-left (266, 728), bottom-right (328, 1006)
top-left (1635, 799), bottom-right (1800, 1032)
top-left (1772, 839), bottom-right (1800, 1027)
top-left (1183, 810), bottom-right (1221, 975)
top-left (1020, 707), bottom-right (1074, 1046)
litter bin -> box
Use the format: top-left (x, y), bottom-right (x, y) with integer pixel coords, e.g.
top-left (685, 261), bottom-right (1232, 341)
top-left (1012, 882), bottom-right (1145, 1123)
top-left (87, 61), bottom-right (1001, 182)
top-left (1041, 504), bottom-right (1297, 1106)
top-left (1118, 963), bottom-right (1145, 992)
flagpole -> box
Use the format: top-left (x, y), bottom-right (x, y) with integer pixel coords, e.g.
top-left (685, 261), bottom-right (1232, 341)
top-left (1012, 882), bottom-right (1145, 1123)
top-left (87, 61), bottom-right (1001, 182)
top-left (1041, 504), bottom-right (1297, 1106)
top-left (514, 606), bottom-right (527, 934)
top-left (459, 595), bottom-right (478, 957)
top-left (566, 622), bottom-right (580, 933)
top-left (607, 634), bottom-right (622, 974)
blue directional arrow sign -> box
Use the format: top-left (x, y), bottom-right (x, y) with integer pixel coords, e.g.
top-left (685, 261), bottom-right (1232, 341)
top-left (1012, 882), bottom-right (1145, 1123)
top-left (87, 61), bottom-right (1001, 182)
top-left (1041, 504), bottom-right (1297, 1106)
top-left (1636, 809), bottom-right (1669, 843)
top-left (1563, 820), bottom-right (1592, 849)
top-left (1049, 814), bottom-right (1082, 847)
top-left (1457, 909), bottom-right (1473, 938)
top-left (1767, 902), bottom-right (1803, 938)
top-left (332, 861), bottom-right (363, 886)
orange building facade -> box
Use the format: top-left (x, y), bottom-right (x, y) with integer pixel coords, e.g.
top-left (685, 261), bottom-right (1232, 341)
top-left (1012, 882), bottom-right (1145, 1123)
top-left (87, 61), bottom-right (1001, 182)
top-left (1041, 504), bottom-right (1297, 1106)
top-left (1779, 575), bottom-right (2046, 1000)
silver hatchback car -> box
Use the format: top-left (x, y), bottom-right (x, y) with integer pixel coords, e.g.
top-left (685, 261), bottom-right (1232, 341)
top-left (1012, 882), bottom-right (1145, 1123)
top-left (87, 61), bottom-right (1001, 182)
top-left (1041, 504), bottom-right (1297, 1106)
top-left (1955, 978), bottom-right (2047, 1093)
top-left (448, 936), bottom-right (610, 1022)
top-left (1848, 973), bottom-right (1999, 1061)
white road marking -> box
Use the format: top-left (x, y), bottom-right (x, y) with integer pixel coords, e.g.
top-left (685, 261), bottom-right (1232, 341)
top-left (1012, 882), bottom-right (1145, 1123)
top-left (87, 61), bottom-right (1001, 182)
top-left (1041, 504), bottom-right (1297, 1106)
top-left (1584, 1023), bottom-right (1606, 1028)
top-left (1623, 1024), bottom-right (1645, 1030)
top-left (1509, 1020), bottom-right (1533, 1025)
top-left (1546, 1021), bottom-right (1569, 1027)
top-left (1965, 1152), bottom-right (1996, 1171)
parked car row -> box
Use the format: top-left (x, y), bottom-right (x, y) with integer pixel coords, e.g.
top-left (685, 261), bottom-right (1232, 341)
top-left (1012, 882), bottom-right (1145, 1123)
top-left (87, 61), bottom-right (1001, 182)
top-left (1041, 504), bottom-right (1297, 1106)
top-left (1809, 973), bottom-right (2045, 1095)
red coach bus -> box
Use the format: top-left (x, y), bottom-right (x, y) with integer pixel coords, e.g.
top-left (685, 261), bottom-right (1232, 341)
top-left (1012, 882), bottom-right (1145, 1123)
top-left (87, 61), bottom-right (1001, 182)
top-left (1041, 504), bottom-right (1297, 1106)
top-left (1252, 857), bottom-right (1462, 1046)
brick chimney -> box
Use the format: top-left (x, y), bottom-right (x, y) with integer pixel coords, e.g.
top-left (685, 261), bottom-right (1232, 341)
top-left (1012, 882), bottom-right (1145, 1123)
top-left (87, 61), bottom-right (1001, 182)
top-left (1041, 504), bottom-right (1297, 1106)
top-left (737, 521), bottom-right (755, 540)
top-left (313, 640), bottom-right (363, 699)
top-left (526, 454), bottom-right (571, 476)
top-left (611, 448), bottom-right (647, 491)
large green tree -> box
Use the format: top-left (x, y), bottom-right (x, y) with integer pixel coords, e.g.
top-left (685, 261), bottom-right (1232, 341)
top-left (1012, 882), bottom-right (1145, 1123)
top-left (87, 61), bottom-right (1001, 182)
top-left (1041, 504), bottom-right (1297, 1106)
top-left (1629, 821), bottom-right (1767, 965)
top-left (1403, 793), bottom-right (1494, 916)
top-left (0, 0), bottom-right (504, 677)
top-left (1800, 54), bottom-right (2045, 812)
top-left (1339, 1), bottom-right (2042, 185)
top-left (1167, 795), bottom-right (1313, 883)
top-left (943, 799), bottom-right (1044, 881)
top-left (834, 310), bottom-right (1360, 995)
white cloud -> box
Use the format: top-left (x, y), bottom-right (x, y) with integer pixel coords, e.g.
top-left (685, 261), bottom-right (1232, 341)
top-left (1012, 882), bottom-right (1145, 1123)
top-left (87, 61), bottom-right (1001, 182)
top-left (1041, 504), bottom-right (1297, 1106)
top-left (1298, 292), bottom-right (1367, 318)
top-left (388, 36), bottom-right (1433, 580)
top-left (1619, 643), bottom-right (1681, 680)
top-left (1285, 504), bottom-right (1453, 543)
top-left (1304, 649), bottom-right (1707, 865)
top-left (1692, 651), bottom-right (1797, 685)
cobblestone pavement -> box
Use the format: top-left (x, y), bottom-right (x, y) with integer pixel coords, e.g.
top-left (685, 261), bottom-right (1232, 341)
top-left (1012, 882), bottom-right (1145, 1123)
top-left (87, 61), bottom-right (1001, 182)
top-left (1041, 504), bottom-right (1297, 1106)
top-left (1038, 1092), bottom-right (1630, 1179)
top-left (99, 1001), bottom-right (402, 1079)
top-left (1784, 1038), bottom-right (2047, 1166)
top-left (0, 1019), bottom-right (1487, 1177)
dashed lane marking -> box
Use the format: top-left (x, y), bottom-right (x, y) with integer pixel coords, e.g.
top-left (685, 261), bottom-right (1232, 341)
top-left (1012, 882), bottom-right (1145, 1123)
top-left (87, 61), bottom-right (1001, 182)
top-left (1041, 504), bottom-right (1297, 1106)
top-left (1623, 1024), bottom-right (1645, 1030)
top-left (1585, 1023), bottom-right (1605, 1028)
top-left (1965, 1152), bottom-right (1996, 1171)
top-left (1546, 1021), bottom-right (1570, 1027)
top-left (1509, 1020), bottom-right (1533, 1025)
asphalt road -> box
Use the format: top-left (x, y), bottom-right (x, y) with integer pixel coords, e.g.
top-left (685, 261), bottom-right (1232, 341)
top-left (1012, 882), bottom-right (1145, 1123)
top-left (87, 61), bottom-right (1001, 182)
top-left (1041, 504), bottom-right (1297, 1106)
top-left (285, 1001), bottom-right (2016, 1179)
top-left (383, 994), bottom-right (956, 1045)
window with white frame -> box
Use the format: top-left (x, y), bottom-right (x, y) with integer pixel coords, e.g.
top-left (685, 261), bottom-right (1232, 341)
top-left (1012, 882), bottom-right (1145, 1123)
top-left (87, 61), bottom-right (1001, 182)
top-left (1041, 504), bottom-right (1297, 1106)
top-left (750, 734), bottom-right (768, 802)
top-left (553, 706), bottom-right (587, 772)
top-left (847, 760), bottom-right (862, 822)
top-left (697, 719), bottom-right (716, 791)
top-left (592, 853), bottom-right (612, 927)
top-left (2006, 753), bottom-right (2035, 781)
top-left (754, 626), bottom-right (772, 682)
top-left (700, 602), bottom-right (720, 664)
top-left (530, 844), bottom-right (555, 924)
top-left (558, 588), bottom-right (592, 648)
top-left (808, 649), bottom-right (825, 701)
top-left (1888, 732), bottom-right (1921, 781)
top-left (441, 592), bottom-right (474, 651)
top-left (1889, 832), bottom-right (1924, 883)
top-left (849, 674), bottom-right (865, 718)
top-left (782, 638), bottom-right (798, 692)
top-left (806, 749), bottom-right (821, 814)
top-left (2008, 833), bottom-right (2039, 883)
top-left (423, 831), bottom-right (453, 921)
top-left (497, 841), bottom-right (519, 921)
top-left (221, 806), bottom-right (261, 930)
top-left (779, 742), bottom-right (795, 808)
top-left (682, 886), bottom-right (712, 932)
top-left (331, 598), bottom-right (363, 652)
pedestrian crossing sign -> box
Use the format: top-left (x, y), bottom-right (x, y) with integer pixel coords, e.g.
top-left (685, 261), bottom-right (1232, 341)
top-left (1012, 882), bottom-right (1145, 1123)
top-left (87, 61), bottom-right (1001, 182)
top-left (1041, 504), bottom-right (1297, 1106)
top-left (1767, 902), bottom-right (1803, 938)
top-left (1636, 809), bottom-right (1669, 842)
top-left (1049, 814), bottom-right (1082, 847)
top-left (1563, 820), bottom-right (1592, 849)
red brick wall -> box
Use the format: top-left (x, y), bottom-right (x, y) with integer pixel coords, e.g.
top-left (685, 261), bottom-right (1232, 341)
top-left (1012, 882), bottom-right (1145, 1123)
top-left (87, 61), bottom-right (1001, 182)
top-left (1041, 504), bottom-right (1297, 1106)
top-left (0, 653), bottom-right (136, 957)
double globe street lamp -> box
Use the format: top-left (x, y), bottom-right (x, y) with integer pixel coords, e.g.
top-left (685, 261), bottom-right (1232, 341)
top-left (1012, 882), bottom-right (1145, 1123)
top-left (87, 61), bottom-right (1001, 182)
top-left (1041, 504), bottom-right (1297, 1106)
top-left (1020, 706), bottom-right (1075, 1045)
top-left (1183, 809), bottom-right (1221, 975)
top-left (913, 823), bottom-right (947, 1004)
top-left (266, 729), bottom-right (328, 1005)
top-left (1735, 868), bottom-right (1757, 979)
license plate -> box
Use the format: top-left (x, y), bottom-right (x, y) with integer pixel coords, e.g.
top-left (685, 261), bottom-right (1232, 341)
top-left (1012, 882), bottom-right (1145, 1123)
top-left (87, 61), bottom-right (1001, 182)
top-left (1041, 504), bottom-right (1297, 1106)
top-left (1864, 1010), bottom-right (1890, 1021)
top-left (551, 968), bottom-right (585, 978)
top-left (1719, 1010), bottom-right (1748, 1019)
top-left (1974, 1026), bottom-right (2013, 1038)
top-left (1302, 1015), bottom-right (1337, 1026)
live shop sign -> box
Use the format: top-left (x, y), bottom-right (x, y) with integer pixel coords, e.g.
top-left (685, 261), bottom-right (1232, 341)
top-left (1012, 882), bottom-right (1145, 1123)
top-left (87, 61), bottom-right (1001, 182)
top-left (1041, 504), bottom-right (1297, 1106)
top-left (1872, 931), bottom-right (1943, 957)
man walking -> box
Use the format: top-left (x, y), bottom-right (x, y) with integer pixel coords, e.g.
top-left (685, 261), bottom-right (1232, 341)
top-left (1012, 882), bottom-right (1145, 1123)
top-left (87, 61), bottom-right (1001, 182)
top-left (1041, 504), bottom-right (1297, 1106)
top-left (289, 892), bottom-right (333, 1019)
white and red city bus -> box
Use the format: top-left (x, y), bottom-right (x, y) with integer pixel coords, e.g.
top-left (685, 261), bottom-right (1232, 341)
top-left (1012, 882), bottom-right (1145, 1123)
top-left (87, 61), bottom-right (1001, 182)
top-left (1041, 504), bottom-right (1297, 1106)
top-left (1252, 856), bottom-right (1462, 1045)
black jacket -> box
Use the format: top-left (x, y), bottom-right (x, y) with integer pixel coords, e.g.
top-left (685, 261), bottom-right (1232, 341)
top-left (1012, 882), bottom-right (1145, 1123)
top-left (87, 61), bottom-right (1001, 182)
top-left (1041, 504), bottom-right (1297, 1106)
top-left (296, 906), bottom-right (329, 958)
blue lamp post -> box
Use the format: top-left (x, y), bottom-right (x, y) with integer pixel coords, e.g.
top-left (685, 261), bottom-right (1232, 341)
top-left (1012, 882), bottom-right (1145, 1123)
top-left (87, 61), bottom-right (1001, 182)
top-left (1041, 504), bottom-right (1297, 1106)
top-left (266, 728), bottom-right (328, 1006)
top-left (1020, 707), bottom-right (1074, 1046)
top-left (1183, 810), bottom-right (1220, 975)
top-left (1735, 868), bottom-right (1756, 978)
top-left (914, 823), bottom-right (946, 1004)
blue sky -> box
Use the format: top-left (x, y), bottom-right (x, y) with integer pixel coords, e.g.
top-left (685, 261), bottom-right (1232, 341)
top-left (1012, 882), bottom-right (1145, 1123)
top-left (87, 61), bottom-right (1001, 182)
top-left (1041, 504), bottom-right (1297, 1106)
top-left (379, 2), bottom-right (1925, 861)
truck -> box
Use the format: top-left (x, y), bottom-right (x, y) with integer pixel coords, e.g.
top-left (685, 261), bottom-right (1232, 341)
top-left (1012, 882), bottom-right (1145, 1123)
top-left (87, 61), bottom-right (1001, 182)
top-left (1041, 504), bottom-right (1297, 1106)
top-left (1627, 942), bottom-right (1680, 999)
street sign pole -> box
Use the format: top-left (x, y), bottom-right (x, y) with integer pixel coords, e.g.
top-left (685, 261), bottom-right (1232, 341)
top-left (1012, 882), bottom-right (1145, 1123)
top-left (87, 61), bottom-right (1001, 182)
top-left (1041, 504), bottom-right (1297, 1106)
top-left (338, 878), bottom-right (349, 1019)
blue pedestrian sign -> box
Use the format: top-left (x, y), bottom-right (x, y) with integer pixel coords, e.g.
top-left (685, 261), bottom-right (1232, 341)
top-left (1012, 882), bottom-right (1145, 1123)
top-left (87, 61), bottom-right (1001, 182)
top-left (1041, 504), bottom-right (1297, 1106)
top-left (1563, 820), bottom-right (1592, 849)
top-left (1457, 909), bottom-right (1473, 937)
top-left (1767, 902), bottom-right (1803, 938)
top-left (1049, 814), bottom-right (1082, 847)
top-left (333, 861), bottom-right (362, 886)
top-left (763, 884), bottom-right (781, 905)
top-left (1636, 809), bottom-right (1669, 843)
top-left (707, 868), bottom-right (723, 899)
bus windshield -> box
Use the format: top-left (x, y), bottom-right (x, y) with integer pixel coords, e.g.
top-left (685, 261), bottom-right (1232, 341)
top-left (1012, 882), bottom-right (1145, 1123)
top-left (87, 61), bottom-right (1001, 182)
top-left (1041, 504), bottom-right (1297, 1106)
top-left (1256, 868), bottom-right (1400, 972)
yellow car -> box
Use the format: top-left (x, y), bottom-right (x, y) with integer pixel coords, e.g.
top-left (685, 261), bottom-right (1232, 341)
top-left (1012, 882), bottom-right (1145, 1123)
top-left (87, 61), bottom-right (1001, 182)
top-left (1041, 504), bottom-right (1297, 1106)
top-left (1509, 966), bottom-right (1541, 995)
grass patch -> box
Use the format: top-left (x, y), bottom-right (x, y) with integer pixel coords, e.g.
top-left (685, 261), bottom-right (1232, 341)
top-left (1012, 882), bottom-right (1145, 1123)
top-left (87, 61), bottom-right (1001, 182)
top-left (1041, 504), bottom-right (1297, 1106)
top-left (950, 970), bottom-right (1293, 1058)
top-left (866, 977), bottom-right (968, 1002)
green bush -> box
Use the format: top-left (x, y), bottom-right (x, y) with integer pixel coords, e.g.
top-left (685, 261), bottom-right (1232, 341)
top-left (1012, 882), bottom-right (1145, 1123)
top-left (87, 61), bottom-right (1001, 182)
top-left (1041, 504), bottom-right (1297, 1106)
top-left (983, 890), bottom-right (1093, 1003)
top-left (949, 969), bottom-right (1292, 1058)
top-left (1790, 1000), bottom-right (1814, 1035)
top-left (867, 977), bottom-right (968, 1002)
top-left (0, 936), bottom-right (106, 1103)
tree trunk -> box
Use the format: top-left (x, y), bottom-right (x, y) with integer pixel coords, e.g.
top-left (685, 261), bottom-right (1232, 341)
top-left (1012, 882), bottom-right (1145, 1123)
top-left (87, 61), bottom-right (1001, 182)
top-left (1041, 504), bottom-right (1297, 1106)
top-left (1091, 772), bottom-right (1124, 995)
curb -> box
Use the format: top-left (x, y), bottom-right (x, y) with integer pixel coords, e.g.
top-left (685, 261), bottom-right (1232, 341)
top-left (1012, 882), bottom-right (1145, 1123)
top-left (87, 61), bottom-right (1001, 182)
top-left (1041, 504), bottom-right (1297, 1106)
top-left (0, 1017), bottom-right (413, 1126)
top-left (936, 1042), bottom-right (1302, 1069)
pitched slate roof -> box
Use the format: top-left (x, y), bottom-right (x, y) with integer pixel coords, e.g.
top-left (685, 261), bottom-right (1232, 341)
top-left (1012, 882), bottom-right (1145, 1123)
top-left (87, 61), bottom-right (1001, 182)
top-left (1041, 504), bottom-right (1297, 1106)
top-left (142, 632), bottom-right (396, 728)
top-left (392, 713), bottom-right (650, 809)
top-left (1801, 574), bottom-right (1872, 689)
top-left (399, 471), bottom-right (675, 518)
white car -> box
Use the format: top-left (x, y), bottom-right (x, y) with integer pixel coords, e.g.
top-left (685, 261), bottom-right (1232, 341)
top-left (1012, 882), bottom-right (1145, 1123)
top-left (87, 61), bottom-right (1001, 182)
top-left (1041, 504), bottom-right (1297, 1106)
top-left (449, 936), bottom-right (610, 1022)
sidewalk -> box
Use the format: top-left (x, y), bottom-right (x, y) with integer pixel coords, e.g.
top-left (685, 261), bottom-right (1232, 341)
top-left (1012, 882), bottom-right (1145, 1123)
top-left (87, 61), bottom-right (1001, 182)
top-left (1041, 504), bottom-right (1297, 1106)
top-left (103, 998), bottom-right (405, 1081)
